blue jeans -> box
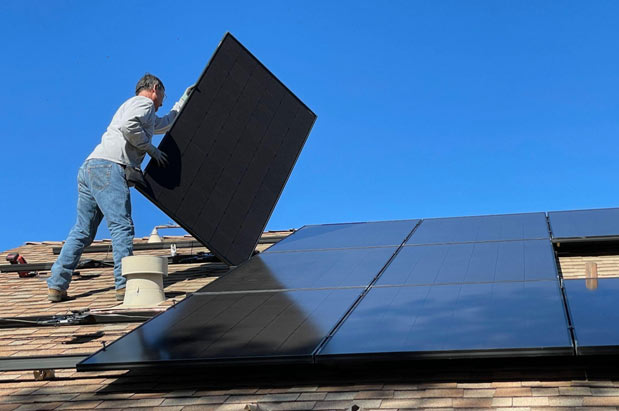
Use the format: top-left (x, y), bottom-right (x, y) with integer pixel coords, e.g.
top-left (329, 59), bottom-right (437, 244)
top-left (48, 159), bottom-right (134, 291)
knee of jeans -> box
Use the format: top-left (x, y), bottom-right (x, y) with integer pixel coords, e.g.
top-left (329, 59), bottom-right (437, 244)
top-left (108, 219), bottom-right (134, 231)
top-left (71, 226), bottom-right (94, 242)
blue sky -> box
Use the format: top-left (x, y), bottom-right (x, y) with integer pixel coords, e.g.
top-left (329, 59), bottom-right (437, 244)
top-left (2, 1), bottom-right (619, 251)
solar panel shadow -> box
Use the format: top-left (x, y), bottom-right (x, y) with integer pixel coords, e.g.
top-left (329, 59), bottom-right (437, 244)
top-left (199, 247), bottom-right (397, 292)
top-left (138, 33), bottom-right (316, 265)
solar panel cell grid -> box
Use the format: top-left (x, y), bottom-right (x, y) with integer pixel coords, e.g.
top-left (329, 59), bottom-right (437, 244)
top-left (377, 240), bottom-right (557, 286)
top-left (407, 213), bottom-right (549, 245)
top-left (79, 288), bottom-right (363, 369)
top-left (199, 247), bottom-right (397, 292)
top-left (139, 33), bottom-right (316, 265)
top-left (265, 220), bottom-right (420, 252)
top-left (318, 281), bottom-right (572, 359)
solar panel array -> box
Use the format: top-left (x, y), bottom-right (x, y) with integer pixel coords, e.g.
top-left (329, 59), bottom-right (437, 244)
top-left (81, 207), bottom-right (619, 371)
top-left (137, 33), bottom-right (316, 266)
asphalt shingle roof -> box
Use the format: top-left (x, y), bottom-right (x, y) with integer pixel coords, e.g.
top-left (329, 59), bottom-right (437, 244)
top-left (1, 231), bottom-right (619, 410)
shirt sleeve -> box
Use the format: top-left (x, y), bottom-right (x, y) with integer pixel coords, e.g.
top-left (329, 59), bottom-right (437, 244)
top-left (119, 98), bottom-right (155, 151)
top-left (153, 100), bottom-right (182, 134)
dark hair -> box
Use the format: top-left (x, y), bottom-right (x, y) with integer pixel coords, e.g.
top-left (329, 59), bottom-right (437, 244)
top-left (135, 73), bottom-right (165, 95)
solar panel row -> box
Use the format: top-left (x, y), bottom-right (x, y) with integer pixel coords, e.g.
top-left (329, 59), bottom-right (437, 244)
top-left (316, 213), bottom-right (572, 360)
top-left (80, 212), bottom-right (590, 370)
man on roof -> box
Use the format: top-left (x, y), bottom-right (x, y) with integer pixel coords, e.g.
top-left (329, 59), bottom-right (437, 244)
top-left (47, 73), bottom-right (193, 302)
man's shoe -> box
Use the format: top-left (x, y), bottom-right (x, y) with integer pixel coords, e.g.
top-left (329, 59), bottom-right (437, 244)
top-left (116, 288), bottom-right (126, 301)
top-left (48, 288), bottom-right (68, 302)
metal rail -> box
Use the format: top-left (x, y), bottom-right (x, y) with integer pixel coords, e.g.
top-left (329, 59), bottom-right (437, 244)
top-left (0, 251), bottom-right (236, 273)
top-left (50, 235), bottom-right (289, 255)
top-left (0, 308), bottom-right (163, 328)
top-left (0, 355), bottom-right (89, 371)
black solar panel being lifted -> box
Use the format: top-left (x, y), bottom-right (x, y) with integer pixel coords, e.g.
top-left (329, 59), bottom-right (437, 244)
top-left (548, 208), bottom-right (619, 240)
top-left (138, 33), bottom-right (316, 265)
top-left (407, 212), bottom-right (549, 245)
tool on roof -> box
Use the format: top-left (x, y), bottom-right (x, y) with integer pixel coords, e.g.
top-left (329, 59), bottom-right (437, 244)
top-left (5, 253), bottom-right (37, 278)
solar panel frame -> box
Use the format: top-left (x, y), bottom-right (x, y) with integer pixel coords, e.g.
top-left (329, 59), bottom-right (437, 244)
top-left (137, 33), bottom-right (317, 266)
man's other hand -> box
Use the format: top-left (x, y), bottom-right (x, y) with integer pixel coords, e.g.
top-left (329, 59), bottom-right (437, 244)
top-left (147, 144), bottom-right (169, 167)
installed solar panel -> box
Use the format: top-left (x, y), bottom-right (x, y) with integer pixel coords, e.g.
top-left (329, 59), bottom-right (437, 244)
top-left (318, 281), bottom-right (572, 360)
top-left (564, 278), bottom-right (619, 354)
top-left (407, 213), bottom-right (549, 245)
top-left (377, 240), bottom-right (557, 286)
top-left (79, 288), bottom-right (362, 370)
top-left (548, 208), bottom-right (619, 240)
top-left (138, 33), bottom-right (316, 265)
top-left (200, 247), bottom-right (397, 292)
top-left (264, 220), bottom-right (420, 252)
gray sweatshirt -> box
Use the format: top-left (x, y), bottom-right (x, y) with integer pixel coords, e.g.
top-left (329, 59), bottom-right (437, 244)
top-left (88, 95), bottom-right (182, 168)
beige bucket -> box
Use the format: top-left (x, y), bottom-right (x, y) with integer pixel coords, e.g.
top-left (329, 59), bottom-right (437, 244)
top-left (120, 255), bottom-right (168, 307)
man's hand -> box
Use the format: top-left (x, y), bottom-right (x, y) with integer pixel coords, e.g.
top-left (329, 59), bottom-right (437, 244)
top-left (179, 85), bottom-right (195, 106)
top-left (147, 144), bottom-right (168, 167)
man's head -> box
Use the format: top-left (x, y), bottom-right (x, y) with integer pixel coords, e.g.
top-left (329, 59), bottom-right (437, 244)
top-left (135, 73), bottom-right (165, 111)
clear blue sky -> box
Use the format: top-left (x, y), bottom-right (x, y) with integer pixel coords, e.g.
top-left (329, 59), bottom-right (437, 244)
top-left (2, 1), bottom-right (619, 251)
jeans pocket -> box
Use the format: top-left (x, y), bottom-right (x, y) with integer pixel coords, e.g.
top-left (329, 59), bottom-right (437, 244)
top-left (88, 163), bottom-right (112, 191)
